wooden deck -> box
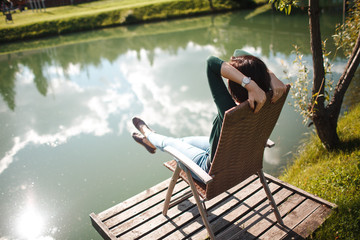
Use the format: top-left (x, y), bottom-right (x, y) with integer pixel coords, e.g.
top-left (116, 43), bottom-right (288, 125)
top-left (90, 173), bottom-right (336, 240)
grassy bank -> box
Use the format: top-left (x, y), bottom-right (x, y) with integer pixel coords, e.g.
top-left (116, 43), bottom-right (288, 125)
top-left (280, 104), bottom-right (360, 239)
top-left (0, 12), bottom-right (225, 55)
top-left (0, 0), bottom-right (256, 43)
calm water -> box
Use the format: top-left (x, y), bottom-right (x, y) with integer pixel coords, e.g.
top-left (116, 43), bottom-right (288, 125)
top-left (0, 10), bottom-right (349, 239)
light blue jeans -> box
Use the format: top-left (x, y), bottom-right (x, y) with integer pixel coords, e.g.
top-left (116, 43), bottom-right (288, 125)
top-left (146, 132), bottom-right (210, 182)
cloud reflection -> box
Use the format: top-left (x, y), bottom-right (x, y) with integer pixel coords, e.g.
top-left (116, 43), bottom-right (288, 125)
top-left (122, 44), bottom-right (216, 136)
top-left (0, 65), bottom-right (134, 174)
top-left (0, 43), bottom-right (217, 175)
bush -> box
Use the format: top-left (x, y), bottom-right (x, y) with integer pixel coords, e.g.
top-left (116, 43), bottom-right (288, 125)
top-left (333, 0), bottom-right (360, 57)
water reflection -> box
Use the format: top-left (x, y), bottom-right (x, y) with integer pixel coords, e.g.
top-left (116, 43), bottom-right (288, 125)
top-left (0, 43), bottom-right (219, 176)
top-left (0, 10), bottom-right (349, 239)
top-left (15, 192), bottom-right (59, 240)
top-left (0, 10), bottom-right (341, 113)
top-left (17, 204), bottom-right (45, 239)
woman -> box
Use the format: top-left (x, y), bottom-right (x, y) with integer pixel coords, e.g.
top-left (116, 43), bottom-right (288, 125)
top-left (132, 50), bottom-right (286, 182)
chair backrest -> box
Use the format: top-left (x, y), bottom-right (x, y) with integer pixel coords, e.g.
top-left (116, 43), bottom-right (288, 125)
top-left (205, 85), bottom-right (290, 200)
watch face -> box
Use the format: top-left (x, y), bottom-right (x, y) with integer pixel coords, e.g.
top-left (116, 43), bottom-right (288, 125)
top-left (242, 77), bottom-right (251, 87)
top-left (242, 77), bottom-right (250, 87)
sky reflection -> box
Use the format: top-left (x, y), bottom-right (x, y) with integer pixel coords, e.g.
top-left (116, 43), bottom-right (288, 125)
top-left (122, 45), bottom-right (217, 136)
top-left (6, 186), bottom-right (58, 240)
top-left (0, 42), bottom-right (219, 175)
top-left (0, 42), bottom-right (222, 239)
top-left (0, 64), bottom-right (125, 174)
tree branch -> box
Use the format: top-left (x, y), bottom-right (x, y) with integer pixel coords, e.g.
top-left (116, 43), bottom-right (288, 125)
top-left (328, 32), bottom-right (360, 122)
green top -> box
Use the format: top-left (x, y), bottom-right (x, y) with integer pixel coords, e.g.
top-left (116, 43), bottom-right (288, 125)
top-left (206, 50), bottom-right (252, 168)
top-left (206, 56), bottom-right (235, 168)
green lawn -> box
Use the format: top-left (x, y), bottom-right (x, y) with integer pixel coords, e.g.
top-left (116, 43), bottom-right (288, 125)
top-left (1, 0), bottom-right (175, 28)
top-left (281, 104), bottom-right (360, 239)
top-left (1, 0), bottom-right (252, 42)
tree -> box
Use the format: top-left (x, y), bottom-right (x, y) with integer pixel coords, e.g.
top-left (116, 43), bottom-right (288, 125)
top-left (271, 0), bottom-right (360, 149)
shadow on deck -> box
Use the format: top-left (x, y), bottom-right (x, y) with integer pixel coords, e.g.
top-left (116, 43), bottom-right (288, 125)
top-left (90, 173), bottom-right (336, 240)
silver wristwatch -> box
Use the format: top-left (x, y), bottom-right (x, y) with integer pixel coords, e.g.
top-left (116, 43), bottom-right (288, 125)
top-left (241, 76), bottom-right (251, 88)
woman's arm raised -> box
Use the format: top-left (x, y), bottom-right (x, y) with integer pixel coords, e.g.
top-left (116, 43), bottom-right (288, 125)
top-left (220, 61), bottom-right (266, 113)
top-left (268, 69), bottom-right (287, 103)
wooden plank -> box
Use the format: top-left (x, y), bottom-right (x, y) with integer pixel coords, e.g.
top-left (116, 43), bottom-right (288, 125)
top-left (108, 184), bottom-right (192, 237)
top-left (216, 188), bottom-right (298, 239)
top-left (260, 198), bottom-right (321, 239)
top-left (118, 175), bottom-right (259, 239)
top-left (104, 180), bottom-right (189, 229)
top-left (162, 176), bottom-right (266, 240)
top-left (111, 186), bottom-right (199, 238)
top-left (164, 182), bottom-right (280, 240)
top-left (90, 174), bottom-right (336, 240)
top-left (265, 173), bottom-right (337, 209)
top-left (190, 182), bottom-right (283, 240)
top-left (97, 178), bottom-right (173, 221)
top-left (282, 205), bottom-right (333, 239)
top-left (119, 175), bottom-right (260, 239)
top-left (235, 192), bottom-right (307, 239)
top-left (89, 213), bottom-right (117, 240)
top-left (217, 187), bottom-right (297, 240)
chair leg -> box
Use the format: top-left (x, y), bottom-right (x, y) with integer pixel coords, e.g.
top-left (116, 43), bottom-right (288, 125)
top-left (202, 201), bottom-right (208, 217)
top-left (258, 170), bottom-right (284, 225)
top-left (163, 164), bottom-right (181, 216)
top-left (185, 169), bottom-right (216, 240)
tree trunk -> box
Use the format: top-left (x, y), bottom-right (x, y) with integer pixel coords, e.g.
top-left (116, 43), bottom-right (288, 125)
top-left (308, 0), bottom-right (340, 149)
top-left (328, 32), bottom-right (360, 126)
top-left (208, 0), bottom-right (214, 10)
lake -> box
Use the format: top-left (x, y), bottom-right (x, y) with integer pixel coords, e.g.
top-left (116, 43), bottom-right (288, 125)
top-left (0, 9), bottom-right (349, 240)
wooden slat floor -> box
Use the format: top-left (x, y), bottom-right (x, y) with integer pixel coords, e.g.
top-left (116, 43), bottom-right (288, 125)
top-left (90, 173), bottom-right (336, 240)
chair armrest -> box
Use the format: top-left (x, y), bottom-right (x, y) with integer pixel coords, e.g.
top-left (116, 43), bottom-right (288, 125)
top-left (266, 139), bottom-right (275, 148)
top-left (164, 146), bottom-right (213, 184)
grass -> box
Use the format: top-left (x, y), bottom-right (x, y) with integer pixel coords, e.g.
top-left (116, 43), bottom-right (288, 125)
top-left (1, 0), bottom-right (175, 28)
top-left (0, 0), bottom-right (257, 43)
top-left (280, 103), bottom-right (360, 239)
top-left (0, 11), bottom-right (221, 54)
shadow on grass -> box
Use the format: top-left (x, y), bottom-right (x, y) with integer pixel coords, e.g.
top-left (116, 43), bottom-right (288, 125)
top-left (339, 137), bottom-right (360, 152)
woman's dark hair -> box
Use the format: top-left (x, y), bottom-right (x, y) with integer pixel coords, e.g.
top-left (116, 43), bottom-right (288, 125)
top-left (228, 55), bottom-right (271, 103)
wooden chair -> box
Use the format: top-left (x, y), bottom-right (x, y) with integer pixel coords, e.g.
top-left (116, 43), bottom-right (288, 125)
top-left (162, 85), bottom-right (290, 239)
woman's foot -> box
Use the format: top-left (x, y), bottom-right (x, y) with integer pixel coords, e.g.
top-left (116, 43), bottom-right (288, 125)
top-left (132, 132), bottom-right (156, 154)
top-left (132, 117), bottom-right (154, 136)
